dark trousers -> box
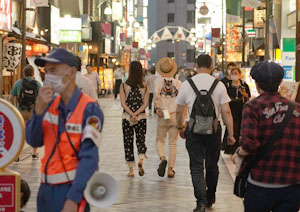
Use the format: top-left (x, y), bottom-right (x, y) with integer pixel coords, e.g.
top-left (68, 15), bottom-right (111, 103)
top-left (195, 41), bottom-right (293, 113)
top-left (148, 93), bottom-right (153, 110)
top-left (185, 124), bottom-right (221, 205)
top-left (37, 184), bottom-right (90, 212)
top-left (114, 79), bottom-right (122, 99)
top-left (244, 183), bottom-right (300, 212)
top-left (122, 119), bottom-right (147, 162)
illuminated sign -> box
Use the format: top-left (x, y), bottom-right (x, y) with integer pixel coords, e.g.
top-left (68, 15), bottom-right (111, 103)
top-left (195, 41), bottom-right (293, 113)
top-left (59, 30), bottom-right (82, 43)
top-left (51, 6), bottom-right (60, 45)
top-left (0, 0), bottom-right (12, 31)
top-left (59, 17), bottom-right (82, 31)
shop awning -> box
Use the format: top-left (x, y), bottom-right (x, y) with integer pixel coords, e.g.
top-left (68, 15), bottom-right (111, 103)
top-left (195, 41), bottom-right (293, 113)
top-left (11, 27), bottom-right (48, 43)
top-left (253, 38), bottom-right (265, 50)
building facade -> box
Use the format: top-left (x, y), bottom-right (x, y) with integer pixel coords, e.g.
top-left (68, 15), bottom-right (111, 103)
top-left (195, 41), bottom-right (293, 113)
top-left (149, 0), bottom-right (196, 69)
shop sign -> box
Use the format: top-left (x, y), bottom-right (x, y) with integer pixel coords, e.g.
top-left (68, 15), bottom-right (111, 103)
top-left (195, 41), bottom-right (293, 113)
top-left (283, 38), bottom-right (296, 52)
top-left (30, 0), bottom-right (48, 7)
top-left (59, 17), bottom-right (82, 31)
top-left (254, 9), bottom-right (265, 28)
top-left (51, 6), bottom-right (60, 45)
top-left (112, 0), bottom-right (123, 21)
top-left (0, 0), bottom-right (12, 31)
top-left (3, 43), bottom-right (22, 71)
top-left (0, 175), bottom-right (16, 211)
top-left (59, 30), bottom-right (82, 43)
top-left (283, 66), bottom-right (294, 81)
top-left (226, 22), bottom-right (242, 62)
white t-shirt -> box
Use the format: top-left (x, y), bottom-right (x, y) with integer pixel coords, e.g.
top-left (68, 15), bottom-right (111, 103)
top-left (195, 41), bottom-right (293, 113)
top-left (176, 73), bottom-right (230, 120)
top-left (76, 72), bottom-right (98, 100)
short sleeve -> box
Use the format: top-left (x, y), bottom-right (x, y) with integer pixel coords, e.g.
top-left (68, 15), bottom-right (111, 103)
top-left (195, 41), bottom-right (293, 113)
top-left (10, 80), bottom-right (21, 96)
top-left (176, 81), bottom-right (188, 105)
top-left (217, 82), bottom-right (231, 105)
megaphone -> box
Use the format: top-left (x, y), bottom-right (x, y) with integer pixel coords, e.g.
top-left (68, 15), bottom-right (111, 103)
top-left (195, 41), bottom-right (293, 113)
top-left (84, 172), bottom-right (119, 208)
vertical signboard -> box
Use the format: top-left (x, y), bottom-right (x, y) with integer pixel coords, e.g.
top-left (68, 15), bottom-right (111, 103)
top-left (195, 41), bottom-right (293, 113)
top-left (0, 0), bottom-right (12, 31)
top-left (50, 6), bottom-right (60, 45)
top-left (112, 0), bottom-right (123, 21)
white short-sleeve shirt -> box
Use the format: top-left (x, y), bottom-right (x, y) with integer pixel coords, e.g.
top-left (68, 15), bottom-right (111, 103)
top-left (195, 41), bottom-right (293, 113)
top-left (176, 73), bottom-right (230, 120)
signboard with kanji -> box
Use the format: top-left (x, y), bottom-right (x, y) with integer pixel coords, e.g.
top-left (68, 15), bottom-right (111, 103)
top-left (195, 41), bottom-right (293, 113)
top-left (0, 99), bottom-right (24, 169)
top-left (0, 173), bottom-right (20, 212)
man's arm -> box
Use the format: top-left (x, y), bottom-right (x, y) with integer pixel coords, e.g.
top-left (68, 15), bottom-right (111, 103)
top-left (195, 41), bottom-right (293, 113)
top-left (221, 102), bottom-right (236, 145)
top-left (176, 104), bottom-right (185, 130)
top-left (66, 103), bottom-right (104, 203)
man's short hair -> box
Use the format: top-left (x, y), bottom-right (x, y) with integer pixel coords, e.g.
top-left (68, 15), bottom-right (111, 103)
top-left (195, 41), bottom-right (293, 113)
top-left (86, 64), bottom-right (91, 68)
top-left (23, 65), bottom-right (34, 77)
top-left (196, 54), bottom-right (212, 69)
top-left (20, 179), bottom-right (30, 208)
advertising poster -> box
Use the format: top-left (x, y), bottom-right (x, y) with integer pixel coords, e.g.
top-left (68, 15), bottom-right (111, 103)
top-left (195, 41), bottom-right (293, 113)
top-left (279, 82), bottom-right (300, 101)
top-left (226, 22), bottom-right (242, 62)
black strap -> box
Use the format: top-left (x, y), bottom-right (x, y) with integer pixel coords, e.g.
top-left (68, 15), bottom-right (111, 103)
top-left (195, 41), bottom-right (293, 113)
top-left (245, 101), bottom-right (296, 173)
top-left (188, 78), bottom-right (201, 96)
top-left (207, 79), bottom-right (219, 96)
top-left (188, 78), bottom-right (219, 97)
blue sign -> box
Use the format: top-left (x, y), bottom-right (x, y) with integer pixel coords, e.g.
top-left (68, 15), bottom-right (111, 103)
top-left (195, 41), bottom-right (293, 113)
top-left (283, 66), bottom-right (294, 80)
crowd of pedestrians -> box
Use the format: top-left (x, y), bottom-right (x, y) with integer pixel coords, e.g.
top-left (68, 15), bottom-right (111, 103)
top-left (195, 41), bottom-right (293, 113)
top-left (7, 47), bottom-right (300, 212)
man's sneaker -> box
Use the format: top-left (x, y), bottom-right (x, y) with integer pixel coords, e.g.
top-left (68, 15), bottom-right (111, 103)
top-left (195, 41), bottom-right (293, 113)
top-left (206, 198), bottom-right (216, 208)
top-left (32, 153), bottom-right (39, 160)
top-left (157, 160), bottom-right (167, 177)
top-left (193, 204), bottom-right (206, 212)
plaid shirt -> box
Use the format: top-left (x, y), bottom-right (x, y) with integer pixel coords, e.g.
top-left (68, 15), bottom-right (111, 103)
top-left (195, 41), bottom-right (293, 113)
top-left (240, 92), bottom-right (300, 185)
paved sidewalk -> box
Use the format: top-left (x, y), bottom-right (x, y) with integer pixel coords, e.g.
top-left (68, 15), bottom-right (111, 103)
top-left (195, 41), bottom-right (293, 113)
top-left (9, 98), bottom-right (244, 212)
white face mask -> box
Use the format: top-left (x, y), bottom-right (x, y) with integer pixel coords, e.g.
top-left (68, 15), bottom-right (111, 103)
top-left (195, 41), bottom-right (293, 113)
top-left (214, 72), bottom-right (220, 78)
top-left (231, 75), bottom-right (239, 81)
top-left (44, 69), bottom-right (71, 93)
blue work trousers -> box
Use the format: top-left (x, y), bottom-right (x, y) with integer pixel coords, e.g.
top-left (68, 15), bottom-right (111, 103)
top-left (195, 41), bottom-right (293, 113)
top-left (37, 183), bottom-right (90, 212)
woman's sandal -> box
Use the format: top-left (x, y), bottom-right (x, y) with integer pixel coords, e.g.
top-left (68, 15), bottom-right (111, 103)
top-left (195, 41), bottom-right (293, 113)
top-left (127, 172), bottom-right (134, 177)
top-left (168, 170), bottom-right (175, 178)
top-left (138, 163), bottom-right (145, 176)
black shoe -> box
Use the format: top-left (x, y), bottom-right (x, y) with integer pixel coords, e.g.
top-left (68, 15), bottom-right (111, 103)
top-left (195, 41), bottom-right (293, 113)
top-left (157, 160), bottom-right (167, 177)
top-left (193, 204), bottom-right (206, 212)
top-left (32, 154), bottom-right (39, 160)
top-left (206, 198), bottom-right (216, 208)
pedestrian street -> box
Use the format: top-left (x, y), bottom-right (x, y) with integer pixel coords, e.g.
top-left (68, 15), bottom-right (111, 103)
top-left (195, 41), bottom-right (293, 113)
top-left (10, 98), bottom-right (244, 212)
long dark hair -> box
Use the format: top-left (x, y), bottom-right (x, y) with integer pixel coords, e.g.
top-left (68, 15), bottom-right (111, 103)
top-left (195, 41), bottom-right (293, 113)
top-left (126, 61), bottom-right (144, 88)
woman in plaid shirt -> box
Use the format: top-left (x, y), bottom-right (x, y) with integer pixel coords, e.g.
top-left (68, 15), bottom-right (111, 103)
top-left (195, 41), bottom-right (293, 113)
top-left (233, 62), bottom-right (300, 212)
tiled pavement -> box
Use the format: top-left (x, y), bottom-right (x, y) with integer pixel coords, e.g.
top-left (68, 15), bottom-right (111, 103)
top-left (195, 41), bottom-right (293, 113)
top-left (9, 98), bottom-right (244, 212)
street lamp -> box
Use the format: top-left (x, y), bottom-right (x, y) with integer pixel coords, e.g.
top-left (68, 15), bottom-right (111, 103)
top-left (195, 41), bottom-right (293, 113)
top-left (104, 6), bottom-right (112, 15)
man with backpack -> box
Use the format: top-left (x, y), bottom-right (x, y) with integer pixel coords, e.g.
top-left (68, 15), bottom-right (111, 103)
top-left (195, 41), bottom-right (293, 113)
top-left (176, 54), bottom-right (235, 212)
top-left (10, 64), bottom-right (41, 159)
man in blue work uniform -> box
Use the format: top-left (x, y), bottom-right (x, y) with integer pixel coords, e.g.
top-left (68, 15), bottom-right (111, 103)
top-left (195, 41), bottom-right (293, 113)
top-left (26, 48), bottom-right (104, 212)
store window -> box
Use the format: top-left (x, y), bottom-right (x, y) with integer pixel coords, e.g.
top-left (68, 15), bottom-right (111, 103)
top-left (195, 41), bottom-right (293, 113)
top-left (187, 10), bottom-right (195, 24)
top-left (187, 49), bottom-right (195, 63)
top-left (167, 13), bottom-right (175, 23)
top-left (167, 52), bottom-right (175, 58)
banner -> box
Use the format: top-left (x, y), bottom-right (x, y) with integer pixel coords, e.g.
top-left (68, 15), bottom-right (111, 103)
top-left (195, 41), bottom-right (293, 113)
top-left (226, 0), bottom-right (241, 23)
top-left (100, 23), bottom-right (112, 37)
top-left (212, 28), bottom-right (221, 42)
top-left (161, 28), bottom-right (173, 40)
top-left (0, 0), bottom-right (12, 31)
top-left (226, 22), bottom-right (242, 62)
top-left (3, 43), bottom-right (22, 71)
top-left (174, 27), bottom-right (186, 41)
top-left (152, 32), bottom-right (161, 43)
top-left (112, 0), bottom-right (123, 21)
top-left (241, 0), bottom-right (261, 9)
top-left (30, 0), bottom-right (48, 7)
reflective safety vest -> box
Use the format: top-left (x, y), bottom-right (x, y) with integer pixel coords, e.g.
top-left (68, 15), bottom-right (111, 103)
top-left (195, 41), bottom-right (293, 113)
top-left (41, 93), bottom-right (95, 184)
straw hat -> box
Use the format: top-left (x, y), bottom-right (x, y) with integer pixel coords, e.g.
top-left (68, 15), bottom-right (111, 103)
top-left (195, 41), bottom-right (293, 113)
top-left (156, 57), bottom-right (177, 77)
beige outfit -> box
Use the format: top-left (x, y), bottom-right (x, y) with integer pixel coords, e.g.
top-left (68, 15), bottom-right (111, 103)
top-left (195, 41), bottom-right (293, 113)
top-left (76, 72), bottom-right (98, 101)
top-left (85, 71), bottom-right (101, 93)
top-left (155, 77), bottom-right (182, 168)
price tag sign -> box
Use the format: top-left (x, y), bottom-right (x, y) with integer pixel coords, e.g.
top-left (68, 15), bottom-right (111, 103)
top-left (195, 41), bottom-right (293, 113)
top-left (0, 99), bottom-right (25, 169)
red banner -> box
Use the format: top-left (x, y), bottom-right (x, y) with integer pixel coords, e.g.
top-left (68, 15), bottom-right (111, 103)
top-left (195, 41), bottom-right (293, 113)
top-left (0, 175), bottom-right (16, 211)
top-left (0, 0), bottom-right (12, 31)
top-left (100, 23), bottom-right (111, 36)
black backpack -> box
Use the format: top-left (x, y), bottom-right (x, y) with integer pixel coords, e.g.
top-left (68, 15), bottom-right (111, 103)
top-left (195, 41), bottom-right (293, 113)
top-left (18, 78), bottom-right (38, 110)
top-left (188, 78), bottom-right (219, 135)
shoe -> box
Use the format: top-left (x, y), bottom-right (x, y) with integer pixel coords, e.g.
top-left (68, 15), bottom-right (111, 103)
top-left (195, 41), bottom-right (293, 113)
top-left (193, 204), bottom-right (206, 212)
top-left (32, 153), bottom-right (39, 160)
top-left (138, 163), bottom-right (145, 176)
top-left (157, 160), bottom-right (167, 177)
top-left (168, 169), bottom-right (175, 178)
top-left (206, 198), bottom-right (216, 208)
top-left (15, 157), bottom-right (20, 162)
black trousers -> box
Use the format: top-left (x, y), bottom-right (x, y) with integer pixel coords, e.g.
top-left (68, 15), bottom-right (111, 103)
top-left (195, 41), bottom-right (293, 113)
top-left (122, 119), bottom-right (147, 162)
top-left (114, 79), bottom-right (122, 99)
top-left (148, 93), bottom-right (153, 110)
